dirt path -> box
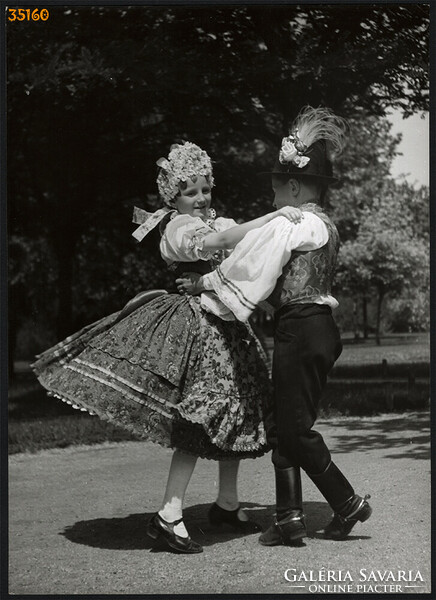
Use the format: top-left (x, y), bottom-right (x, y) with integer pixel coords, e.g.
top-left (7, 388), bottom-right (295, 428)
top-left (8, 411), bottom-right (431, 595)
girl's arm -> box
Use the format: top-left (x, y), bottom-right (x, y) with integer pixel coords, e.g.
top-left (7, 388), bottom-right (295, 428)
top-left (201, 206), bottom-right (303, 251)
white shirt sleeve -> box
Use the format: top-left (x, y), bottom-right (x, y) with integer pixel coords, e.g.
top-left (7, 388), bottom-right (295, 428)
top-left (286, 212), bottom-right (329, 251)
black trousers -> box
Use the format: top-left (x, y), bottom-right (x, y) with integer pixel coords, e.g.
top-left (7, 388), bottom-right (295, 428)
top-left (266, 304), bottom-right (343, 474)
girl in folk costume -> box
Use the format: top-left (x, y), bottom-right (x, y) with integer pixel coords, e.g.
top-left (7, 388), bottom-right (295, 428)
top-left (179, 107), bottom-right (372, 545)
top-left (32, 141), bottom-right (302, 554)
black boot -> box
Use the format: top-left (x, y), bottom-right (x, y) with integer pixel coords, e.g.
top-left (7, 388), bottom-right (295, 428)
top-left (308, 461), bottom-right (372, 540)
top-left (259, 467), bottom-right (306, 546)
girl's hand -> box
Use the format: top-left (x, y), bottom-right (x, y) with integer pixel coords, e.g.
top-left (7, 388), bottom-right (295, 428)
top-left (176, 273), bottom-right (204, 296)
top-left (276, 206), bottom-right (304, 224)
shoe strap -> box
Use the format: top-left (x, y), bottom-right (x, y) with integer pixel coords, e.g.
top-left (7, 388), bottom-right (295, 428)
top-left (157, 513), bottom-right (184, 527)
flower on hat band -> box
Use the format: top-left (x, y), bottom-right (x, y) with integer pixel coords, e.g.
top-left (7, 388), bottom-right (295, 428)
top-left (156, 142), bottom-right (214, 206)
top-left (279, 129), bottom-right (310, 169)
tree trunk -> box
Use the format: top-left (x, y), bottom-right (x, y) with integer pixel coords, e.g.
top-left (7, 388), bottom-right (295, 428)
top-left (353, 298), bottom-right (359, 340)
top-left (375, 290), bottom-right (385, 346)
top-left (55, 247), bottom-right (74, 340)
top-left (362, 295), bottom-right (369, 339)
top-left (8, 284), bottom-right (27, 381)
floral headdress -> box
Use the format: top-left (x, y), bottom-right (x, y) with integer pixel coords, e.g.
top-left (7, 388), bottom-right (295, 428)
top-left (157, 142), bottom-right (214, 206)
top-left (132, 141), bottom-right (215, 242)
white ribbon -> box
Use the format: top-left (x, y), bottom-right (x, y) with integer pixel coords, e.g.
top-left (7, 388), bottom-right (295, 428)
top-left (131, 206), bottom-right (176, 242)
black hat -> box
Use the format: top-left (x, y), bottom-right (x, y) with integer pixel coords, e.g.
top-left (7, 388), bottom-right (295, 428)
top-left (260, 139), bottom-right (339, 185)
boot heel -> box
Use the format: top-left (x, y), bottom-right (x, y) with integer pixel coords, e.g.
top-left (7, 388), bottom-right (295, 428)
top-left (358, 504), bottom-right (372, 523)
top-left (283, 518), bottom-right (307, 543)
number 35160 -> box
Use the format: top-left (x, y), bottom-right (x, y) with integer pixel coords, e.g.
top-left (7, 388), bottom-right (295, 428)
top-left (8, 8), bottom-right (50, 21)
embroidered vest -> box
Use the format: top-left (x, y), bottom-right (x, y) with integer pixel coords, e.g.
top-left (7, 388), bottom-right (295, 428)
top-left (268, 203), bottom-right (340, 310)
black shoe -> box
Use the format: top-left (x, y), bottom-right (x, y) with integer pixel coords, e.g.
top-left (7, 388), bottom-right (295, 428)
top-left (259, 513), bottom-right (307, 546)
top-left (147, 513), bottom-right (203, 554)
top-left (208, 503), bottom-right (261, 533)
top-left (324, 494), bottom-right (372, 540)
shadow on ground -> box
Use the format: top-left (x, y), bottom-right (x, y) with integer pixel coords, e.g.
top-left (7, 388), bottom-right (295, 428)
top-left (61, 501), bottom-right (370, 551)
top-left (326, 412), bottom-right (430, 460)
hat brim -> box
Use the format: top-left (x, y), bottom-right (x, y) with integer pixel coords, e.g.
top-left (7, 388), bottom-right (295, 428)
top-left (258, 171), bottom-right (339, 185)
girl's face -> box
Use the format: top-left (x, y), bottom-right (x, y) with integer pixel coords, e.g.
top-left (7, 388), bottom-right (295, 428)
top-left (175, 175), bottom-right (212, 220)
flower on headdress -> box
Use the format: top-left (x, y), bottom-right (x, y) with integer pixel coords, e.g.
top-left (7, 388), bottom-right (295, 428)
top-left (279, 130), bottom-right (310, 169)
top-left (279, 138), bottom-right (299, 164)
top-left (293, 155), bottom-right (310, 168)
top-left (156, 142), bottom-right (214, 205)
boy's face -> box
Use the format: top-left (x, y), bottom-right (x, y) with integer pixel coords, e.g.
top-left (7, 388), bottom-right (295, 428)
top-left (175, 175), bottom-right (212, 219)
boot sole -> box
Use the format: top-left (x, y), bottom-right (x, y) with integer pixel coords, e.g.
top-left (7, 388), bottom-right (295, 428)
top-left (259, 528), bottom-right (307, 546)
top-left (259, 535), bottom-right (306, 546)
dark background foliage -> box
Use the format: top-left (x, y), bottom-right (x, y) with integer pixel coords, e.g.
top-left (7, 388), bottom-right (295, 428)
top-left (7, 3), bottom-right (430, 372)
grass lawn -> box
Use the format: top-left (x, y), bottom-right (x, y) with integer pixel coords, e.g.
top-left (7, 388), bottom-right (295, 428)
top-left (8, 333), bottom-right (430, 455)
top-left (335, 333), bottom-right (430, 365)
top-left (8, 415), bottom-right (138, 455)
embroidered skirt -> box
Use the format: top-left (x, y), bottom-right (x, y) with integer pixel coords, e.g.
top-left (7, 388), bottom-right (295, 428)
top-left (31, 294), bottom-right (272, 459)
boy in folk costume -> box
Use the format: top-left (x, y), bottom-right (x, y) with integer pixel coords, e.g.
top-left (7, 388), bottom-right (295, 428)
top-left (178, 107), bottom-right (372, 545)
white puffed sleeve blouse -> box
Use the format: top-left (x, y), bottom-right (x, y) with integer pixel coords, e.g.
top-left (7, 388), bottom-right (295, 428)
top-left (159, 214), bottom-right (237, 266)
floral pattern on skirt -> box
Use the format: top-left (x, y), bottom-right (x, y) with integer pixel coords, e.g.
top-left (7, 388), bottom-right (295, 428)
top-left (32, 294), bottom-right (272, 459)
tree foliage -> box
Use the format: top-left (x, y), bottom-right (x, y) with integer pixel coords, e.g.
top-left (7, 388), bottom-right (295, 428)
top-left (6, 4), bottom-right (430, 357)
top-left (335, 179), bottom-right (429, 342)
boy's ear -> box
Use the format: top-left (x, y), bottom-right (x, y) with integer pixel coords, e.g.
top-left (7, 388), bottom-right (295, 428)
top-left (288, 178), bottom-right (300, 196)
